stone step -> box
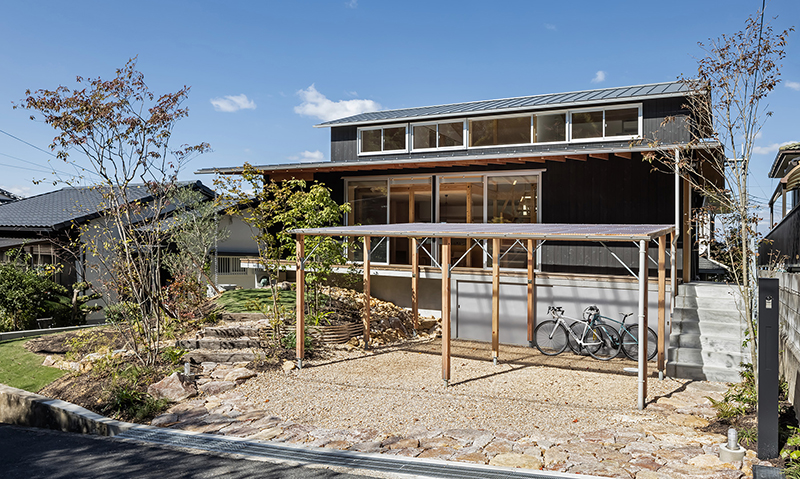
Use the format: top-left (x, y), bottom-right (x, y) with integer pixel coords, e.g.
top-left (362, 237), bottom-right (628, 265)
top-left (675, 295), bottom-right (743, 311)
top-left (669, 318), bottom-right (749, 339)
top-left (204, 327), bottom-right (261, 338)
top-left (678, 283), bottom-right (741, 299)
top-left (666, 361), bottom-right (744, 382)
top-left (185, 351), bottom-right (257, 363)
top-left (672, 307), bottom-right (743, 324)
top-left (667, 347), bottom-right (749, 370)
top-left (176, 339), bottom-right (265, 350)
top-left (669, 332), bottom-right (744, 352)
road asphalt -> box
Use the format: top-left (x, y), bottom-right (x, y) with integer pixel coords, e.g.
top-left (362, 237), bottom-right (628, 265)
top-left (0, 424), bottom-right (379, 479)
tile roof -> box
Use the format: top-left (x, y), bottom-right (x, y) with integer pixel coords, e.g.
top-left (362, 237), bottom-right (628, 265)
top-left (0, 181), bottom-right (214, 232)
top-left (315, 81), bottom-right (692, 128)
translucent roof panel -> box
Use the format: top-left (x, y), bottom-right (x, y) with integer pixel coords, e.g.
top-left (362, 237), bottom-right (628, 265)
top-left (290, 223), bottom-right (675, 242)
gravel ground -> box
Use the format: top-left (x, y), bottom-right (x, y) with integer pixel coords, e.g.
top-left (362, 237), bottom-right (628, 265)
top-left (237, 339), bottom-right (687, 438)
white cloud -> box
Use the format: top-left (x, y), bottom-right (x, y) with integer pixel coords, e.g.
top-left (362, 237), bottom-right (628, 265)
top-left (591, 71), bottom-right (606, 84)
top-left (346, 0), bottom-right (357, 8)
top-left (2, 185), bottom-right (30, 197)
top-left (544, 23), bottom-right (557, 31)
top-left (288, 150), bottom-right (325, 163)
top-left (294, 84), bottom-right (381, 122)
top-left (752, 140), bottom-right (799, 155)
top-left (786, 81), bottom-right (800, 91)
top-left (210, 94), bottom-right (257, 113)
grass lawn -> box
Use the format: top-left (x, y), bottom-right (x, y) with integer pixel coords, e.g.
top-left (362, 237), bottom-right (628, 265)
top-left (0, 338), bottom-right (66, 392)
top-left (216, 289), bottom-right (297, 313)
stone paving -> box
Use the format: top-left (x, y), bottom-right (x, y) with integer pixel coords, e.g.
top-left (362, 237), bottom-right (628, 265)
top-left (151, 360), bottom-right (771, 478)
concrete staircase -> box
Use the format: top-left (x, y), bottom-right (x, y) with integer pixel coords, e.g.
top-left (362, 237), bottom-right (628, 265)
top-left (180, 313), bottom-right (266, 364)
top-left (666, 282), bottom-right (751, 382)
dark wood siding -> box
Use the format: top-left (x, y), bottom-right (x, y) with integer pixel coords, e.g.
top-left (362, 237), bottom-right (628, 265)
top-left (539, 153), bottom-right (679, 275)
top-left (331, 126), bottom-right (357, 162)
top-left (643, 97), bottom-right (690, 144)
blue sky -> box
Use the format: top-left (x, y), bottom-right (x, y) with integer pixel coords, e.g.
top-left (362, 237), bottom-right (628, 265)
top-left (1, 0), bottom-right (798, 229)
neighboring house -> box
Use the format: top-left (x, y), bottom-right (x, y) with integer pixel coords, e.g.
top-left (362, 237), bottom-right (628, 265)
top-left (761, 142), bottom-right (800, 270)
top-left (0, 188), bottom-right (21, 204)
top-left (0, 181), bottom-right (260, 321)
top-left (200, 81), bottom-right (721, 347)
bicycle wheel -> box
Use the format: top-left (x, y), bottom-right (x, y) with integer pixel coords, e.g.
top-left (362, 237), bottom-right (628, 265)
top-left (534, 321), bottom-right (568, 356)
top-left (585, 324), bottom-right (622, 361)
top-left (622, 325), bottom-right (658, 361)
top-left (568, 321), bottom-right (590, 355)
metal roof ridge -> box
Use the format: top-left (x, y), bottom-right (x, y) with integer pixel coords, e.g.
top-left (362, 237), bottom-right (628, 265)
top-left (314, 80), bottom-right (691, 127)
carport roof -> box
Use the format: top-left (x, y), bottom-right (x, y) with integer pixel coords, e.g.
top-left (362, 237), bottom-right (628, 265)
top-left (290, 223), bottom-right (675, 242)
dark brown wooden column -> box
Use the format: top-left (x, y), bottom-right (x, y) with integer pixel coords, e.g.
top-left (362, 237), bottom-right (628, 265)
top-left (295, 235), bottom-right (305, 367)
top-left (441, 237), bottom-right (451, 385)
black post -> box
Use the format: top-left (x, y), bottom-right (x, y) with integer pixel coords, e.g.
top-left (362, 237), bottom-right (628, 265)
top-left (758, 277), bottom-right (779, 460)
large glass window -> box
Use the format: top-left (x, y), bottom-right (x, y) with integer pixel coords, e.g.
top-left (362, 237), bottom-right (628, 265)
top-left (412, 125), bottom-right (437, 150)
top-left (487, 175), bottom-right (538, 268)
top-left (359, 126), bottom-right (407, 154)
top-left (389, 177), bottom-right (432, 265)
top-left (439, 175), bottom-right (484, 266)
top-left (469, 116), bottom-right (531, 147)
top-left (439, 121), bottom-right (463, 147)
top-left (412, 121), bottom-right (464, 151)
top-left (347, 179), bottom-right (388, 262)
top-left (605, 108), bottom-right (639, 137)
top-left (571, 110), bottom-right (604, 139)
top-left (534, 113), bottom-right (567, 143)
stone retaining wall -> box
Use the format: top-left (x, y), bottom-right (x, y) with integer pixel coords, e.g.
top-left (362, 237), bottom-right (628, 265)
top-left (0, 383), bottom-right (134, 436)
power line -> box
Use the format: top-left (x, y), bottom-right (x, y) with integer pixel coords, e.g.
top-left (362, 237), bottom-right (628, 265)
top-left (0, 151), bottom-right (75, 176)
top-left (0, 128), bottom-right (57, 158)
top-left (0, 127), bottom-right (100, 179)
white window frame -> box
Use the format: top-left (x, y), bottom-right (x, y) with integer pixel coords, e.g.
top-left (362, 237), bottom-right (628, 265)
top-left (410, 119), bottom-right (467, 152)
top-left (357, 123), bottom-right (409, 156)
top-left (568, 103), bottom-right (642, 143)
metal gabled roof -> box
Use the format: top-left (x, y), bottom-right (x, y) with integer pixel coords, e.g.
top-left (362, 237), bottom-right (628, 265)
top-left (315, 81), bottom-right (692, 128)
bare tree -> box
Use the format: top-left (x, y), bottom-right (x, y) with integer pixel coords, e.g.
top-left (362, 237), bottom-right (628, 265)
top-left (644, 12), bottom-right (793, 365)
top-left (16, 58), bottom-right (209, 366)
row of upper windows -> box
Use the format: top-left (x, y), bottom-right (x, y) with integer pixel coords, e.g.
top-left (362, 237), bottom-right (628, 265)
top-left (358, 104), bottom-right (641, 155)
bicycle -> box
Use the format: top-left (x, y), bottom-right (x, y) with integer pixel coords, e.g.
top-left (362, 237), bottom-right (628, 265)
top-left (582, 305), bottom-right (657, 361)
top-left (534, 306), bottom-right (621, 360)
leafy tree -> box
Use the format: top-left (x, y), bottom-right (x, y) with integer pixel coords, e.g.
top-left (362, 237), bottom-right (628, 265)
top-left (643, 11), bottom-right (793, 364)
top-left (16, 58), bottom-right (208, 366)
top-left (0, 249), bottom-right (67, 331)
top-left (216, 164), bottom-right (350, 320)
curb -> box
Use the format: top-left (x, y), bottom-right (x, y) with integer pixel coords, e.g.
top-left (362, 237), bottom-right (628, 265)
top-left (0, 324), bottom-right (103, 342)
top-left (0, 383), bottom-right (135, 436)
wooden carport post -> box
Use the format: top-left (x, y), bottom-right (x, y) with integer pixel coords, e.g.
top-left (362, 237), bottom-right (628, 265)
top-left (363, 236), bottom-right (371, 347)
top-left (441, 237), bottom-right (451, 386)
top-left (637, 240), bottom-right (649, 410)
top-left (411, 237), bottom-right (419, 330)
top-left (527, 239), bottom-right (536, 347)
top-left (657, 235), bottom-right (667, 379)
top-left (296, 235), bottom-right (305, 369)
top-left (492, 238), bottom-right (500, 364)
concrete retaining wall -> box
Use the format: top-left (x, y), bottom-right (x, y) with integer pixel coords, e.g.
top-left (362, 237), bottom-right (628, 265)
top-left (0, 324), bottom-right (101, 342)
top-left (0, 383), bottom-right (134, 436)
